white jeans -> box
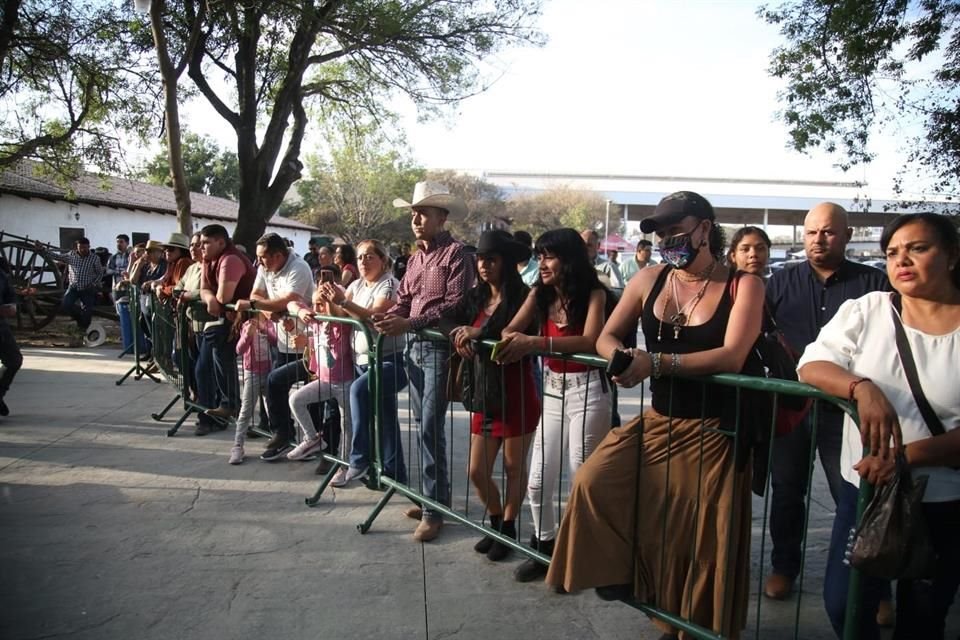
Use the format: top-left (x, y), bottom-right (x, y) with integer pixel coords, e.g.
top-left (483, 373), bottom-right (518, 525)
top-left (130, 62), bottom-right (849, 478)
top-left (289, 379), bottom-right (353, 460)
top-left (528, 370), bottom-right (611, 541)
top-left (236, 370), bottom-right (268, 446)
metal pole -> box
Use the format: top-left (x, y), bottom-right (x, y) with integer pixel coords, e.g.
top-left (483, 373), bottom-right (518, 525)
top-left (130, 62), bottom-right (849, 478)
top-left (604, 199), bottom-right (611, 258)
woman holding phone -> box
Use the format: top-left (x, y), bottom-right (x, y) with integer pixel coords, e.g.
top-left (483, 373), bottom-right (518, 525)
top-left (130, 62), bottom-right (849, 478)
top-left (442, 230), bottom-right (540, 562)
top-left (545, 192), bottom-right (764, 640)
top-left (495, 227), bottom-right (612, 582)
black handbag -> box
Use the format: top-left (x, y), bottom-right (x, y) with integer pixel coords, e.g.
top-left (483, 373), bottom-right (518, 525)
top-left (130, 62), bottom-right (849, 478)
top-left (847, 295), bottom-right (945, 579)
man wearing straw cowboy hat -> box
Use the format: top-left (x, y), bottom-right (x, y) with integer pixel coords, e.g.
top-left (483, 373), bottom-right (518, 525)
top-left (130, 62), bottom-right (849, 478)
top-left (374, 181), bottom-right (473, 542)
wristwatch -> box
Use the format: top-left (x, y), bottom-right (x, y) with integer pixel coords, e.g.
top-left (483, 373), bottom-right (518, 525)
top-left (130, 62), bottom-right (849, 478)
top-left (249, 299), bottom-right (257, 311)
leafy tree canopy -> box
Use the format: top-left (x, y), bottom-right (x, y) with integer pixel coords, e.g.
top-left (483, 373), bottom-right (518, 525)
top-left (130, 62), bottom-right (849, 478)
top-left (760, 0), bottom-right (960, 197)
top-left (290, 116), bottom-right (423, 243)
top-left (0, 0), bottom-right (156, 177)
top-left (160, 0), bottom-right (544, 250)
top-left (507, 186), bottom-right (614, 238)
top-left (139, 130), bottom-right (240, 200)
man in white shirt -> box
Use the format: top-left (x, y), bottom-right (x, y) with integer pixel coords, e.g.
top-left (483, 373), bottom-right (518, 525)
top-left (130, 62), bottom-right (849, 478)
top-left (235, 233), bottom-right (315, 461)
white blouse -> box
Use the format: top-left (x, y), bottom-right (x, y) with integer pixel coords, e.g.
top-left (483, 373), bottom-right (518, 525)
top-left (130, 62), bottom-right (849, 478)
top-left (797, 291), bottom-right (960, 501)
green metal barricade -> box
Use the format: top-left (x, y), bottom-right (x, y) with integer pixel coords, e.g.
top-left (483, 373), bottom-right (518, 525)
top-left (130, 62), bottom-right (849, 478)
top-left (346, 329), bottom-right (866, 639)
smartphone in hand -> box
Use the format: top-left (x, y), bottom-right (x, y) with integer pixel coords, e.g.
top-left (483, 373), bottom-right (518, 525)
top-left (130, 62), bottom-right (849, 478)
top-left (489, 339), bottom-right (505, 361)
top-left (606, 349), bottom-right (634, 377)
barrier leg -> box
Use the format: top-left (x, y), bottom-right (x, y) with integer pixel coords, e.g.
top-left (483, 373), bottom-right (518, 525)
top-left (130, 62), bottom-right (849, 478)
top-left (357, 485), bottom-right (396, 534)
top-left (151, 394), bottom-right (181, 421)
top-left (167, 408), bottom-right (195, 437)
top-left (304, 457), bottom-right (343, 508)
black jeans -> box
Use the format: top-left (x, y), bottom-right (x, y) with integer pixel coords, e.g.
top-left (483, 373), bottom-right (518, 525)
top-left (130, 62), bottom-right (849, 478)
top-left (768, 408), bottom-right (844, 579)
top-left (0, 322), bottom-right (22, 399)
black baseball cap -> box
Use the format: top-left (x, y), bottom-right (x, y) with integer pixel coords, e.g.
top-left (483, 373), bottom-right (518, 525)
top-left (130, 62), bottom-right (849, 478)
top-left (640, 191), bottom-right (715, 234)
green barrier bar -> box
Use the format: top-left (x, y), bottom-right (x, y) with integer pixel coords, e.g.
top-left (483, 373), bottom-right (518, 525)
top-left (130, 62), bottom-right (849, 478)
top-left (115, 283), bottom-right (160, 385)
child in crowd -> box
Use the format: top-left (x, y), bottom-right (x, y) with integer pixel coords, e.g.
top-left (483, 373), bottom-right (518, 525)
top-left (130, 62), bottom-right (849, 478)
top-left (286, 269), bottom-right (355, 463)
top-left (230, 310), bottom-right (277, 464)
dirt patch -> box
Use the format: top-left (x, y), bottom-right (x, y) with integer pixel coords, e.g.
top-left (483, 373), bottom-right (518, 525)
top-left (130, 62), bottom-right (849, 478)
top-left (12, 317), bottom-right (122, 349)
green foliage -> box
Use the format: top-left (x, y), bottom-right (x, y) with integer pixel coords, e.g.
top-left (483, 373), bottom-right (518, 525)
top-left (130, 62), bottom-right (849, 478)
top-left (289, 118), bottom-right (423, 244)
top-left (0, 0), bottom-right (157, 177)
top-left (139, 131), bottom-right (240, 200)
top-left (423, 169), bottom-right (508, 245)
top-left (506, 186), bottom-right (612, 238)
top-left (164, 0), bottom-right (544, 249)
top-left (760, 0), bottom-right (960, 196)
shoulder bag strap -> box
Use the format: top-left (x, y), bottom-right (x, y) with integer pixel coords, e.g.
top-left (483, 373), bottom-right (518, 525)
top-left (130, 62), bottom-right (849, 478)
top-left (890, 294), bottom-right (947, 437)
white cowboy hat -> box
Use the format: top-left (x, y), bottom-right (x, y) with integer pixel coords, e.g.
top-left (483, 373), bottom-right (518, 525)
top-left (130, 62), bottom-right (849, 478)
top-left (393, 181), bottom-right (466, 219)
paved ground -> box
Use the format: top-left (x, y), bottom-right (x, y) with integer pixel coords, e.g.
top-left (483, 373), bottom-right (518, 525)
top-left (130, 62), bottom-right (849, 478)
top-left (1, 346), bottom-right (953, 639)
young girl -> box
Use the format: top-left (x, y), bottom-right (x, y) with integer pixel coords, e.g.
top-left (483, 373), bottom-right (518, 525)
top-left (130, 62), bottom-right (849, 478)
top-left (231, 310), bottom-right (277, 464)
top-left (495, 227), bottom-right (612, 582)
top-left (443, 230), bottom-right (540, 562)
top-left (286, 270), bottom-right (355, 463)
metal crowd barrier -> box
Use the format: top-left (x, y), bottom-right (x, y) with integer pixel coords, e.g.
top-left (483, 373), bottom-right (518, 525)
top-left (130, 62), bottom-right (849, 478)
top-left (331, 328), bottom-right (867, 640)
top-left (129, 292), bottom-right (872, 639)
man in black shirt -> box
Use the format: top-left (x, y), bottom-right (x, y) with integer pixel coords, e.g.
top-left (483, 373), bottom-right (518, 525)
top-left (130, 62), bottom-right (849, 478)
top-left (0, 262), bottom-right (23, 417)
top-left (763, 202), bottom-right (890, 602)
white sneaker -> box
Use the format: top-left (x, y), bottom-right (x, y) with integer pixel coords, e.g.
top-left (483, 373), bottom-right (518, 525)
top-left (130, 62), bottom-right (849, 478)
top-left (343, 465), bottom-right (369, 483)
top-left (229, 445), bottom-right (244, 465)
top-left (287, 436), bottom-right (325, 461)
top-left (329, 467), bottom-right (350, 487)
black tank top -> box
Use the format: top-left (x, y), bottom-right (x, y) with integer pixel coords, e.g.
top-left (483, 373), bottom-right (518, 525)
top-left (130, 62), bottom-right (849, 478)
top-left (641, 266), bottom-right (735, 418)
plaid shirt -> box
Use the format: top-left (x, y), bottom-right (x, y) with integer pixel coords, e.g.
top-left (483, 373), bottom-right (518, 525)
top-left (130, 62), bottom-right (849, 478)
top-left (45, 249), bottom-right (104, 290)
top-left (388, 230), bottom-right (471, 331)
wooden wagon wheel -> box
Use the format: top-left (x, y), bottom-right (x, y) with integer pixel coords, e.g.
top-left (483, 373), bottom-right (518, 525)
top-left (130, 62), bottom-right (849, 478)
top-left (0, 239), bottom-right (65, 330)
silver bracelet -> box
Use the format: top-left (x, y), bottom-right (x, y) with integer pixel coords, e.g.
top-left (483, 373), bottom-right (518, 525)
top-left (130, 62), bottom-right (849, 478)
top-left (651, 352), bottom-right (662, 379)
top-left (669, 352), bottom-right (680, 376)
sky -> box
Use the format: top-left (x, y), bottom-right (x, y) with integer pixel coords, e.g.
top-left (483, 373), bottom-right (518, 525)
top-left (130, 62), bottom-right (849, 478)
top-left (389, 0), bottom-right (913, 197)
top-left (175, 0), bottom-right (927, 201)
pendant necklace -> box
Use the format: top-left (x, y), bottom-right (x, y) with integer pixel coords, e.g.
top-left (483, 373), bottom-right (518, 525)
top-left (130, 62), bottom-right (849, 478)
top-left (659, 261), bottom-right (717, 341)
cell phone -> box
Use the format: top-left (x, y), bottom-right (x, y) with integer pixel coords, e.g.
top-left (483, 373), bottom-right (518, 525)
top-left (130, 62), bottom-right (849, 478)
top-left (606, 349), bottom-right (634, 377)
top-left (320, 271), bottom-right (334, 284)
top-left (489, 340), bottom-right (505, 361)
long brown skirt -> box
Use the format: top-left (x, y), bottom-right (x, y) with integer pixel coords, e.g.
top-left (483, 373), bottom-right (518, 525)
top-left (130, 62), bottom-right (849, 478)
top-left (545, 409), bottom-right (751, 639)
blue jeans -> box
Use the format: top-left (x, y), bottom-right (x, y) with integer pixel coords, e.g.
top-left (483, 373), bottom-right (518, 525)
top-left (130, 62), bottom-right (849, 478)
top-left (266, 353), bottom-right (311, 442)
top-left (62, 286), bottom-right (97, 330)
top-left (824, 481), bottom-right (887, 639)
top-left (769, 408), bottom-right (845, 578)
top-left (405, 339), bottom-right (451, 521)
top-left (199, 324), bottom-right (239, 413)
top-left (350, 351), bottom-right (408, 483)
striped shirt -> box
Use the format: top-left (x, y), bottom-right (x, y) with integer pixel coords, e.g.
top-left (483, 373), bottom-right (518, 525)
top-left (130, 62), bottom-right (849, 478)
top-left (44, 249), bottom-right (104, 290)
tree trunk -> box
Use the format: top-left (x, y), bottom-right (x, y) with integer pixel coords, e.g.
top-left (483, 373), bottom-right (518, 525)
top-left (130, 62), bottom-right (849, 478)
top-left (150, 0), bottom-right (192, 236)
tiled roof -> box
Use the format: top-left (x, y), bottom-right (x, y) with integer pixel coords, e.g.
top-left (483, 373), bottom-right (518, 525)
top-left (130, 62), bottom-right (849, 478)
top-left (0, 160), bottom-right (318, 232)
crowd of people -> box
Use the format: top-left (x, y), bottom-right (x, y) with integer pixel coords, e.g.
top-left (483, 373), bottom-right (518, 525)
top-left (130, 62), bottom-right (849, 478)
top-left (2, 180), bottom-right (957, 639)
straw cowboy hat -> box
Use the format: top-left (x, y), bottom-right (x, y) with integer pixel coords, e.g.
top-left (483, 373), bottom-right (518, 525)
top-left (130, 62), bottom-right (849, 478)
top-left (393, 181), bottom-right (467, 219)
top-left (144, 239), bottom-right (164, 251)
top-left (161, 232), bottom-right (190, 251)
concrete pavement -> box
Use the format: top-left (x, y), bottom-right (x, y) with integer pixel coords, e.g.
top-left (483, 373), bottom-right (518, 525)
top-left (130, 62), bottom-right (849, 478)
top-left (0, 346), bottom-right (933, 639)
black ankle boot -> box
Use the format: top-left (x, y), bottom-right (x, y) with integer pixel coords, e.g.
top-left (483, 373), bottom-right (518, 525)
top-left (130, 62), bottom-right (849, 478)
top-left (474, 514), bottom-right (501, 554)
top-left (486, 519), bottom-right (515, 562)
top-left (514, 535), bottom-right (553, 582)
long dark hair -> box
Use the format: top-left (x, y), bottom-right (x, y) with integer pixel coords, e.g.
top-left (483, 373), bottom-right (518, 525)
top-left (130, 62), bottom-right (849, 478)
top-left (880, 212), bottom-right (960, 289)
top-left (726, 226), bottom-right (771, 265)
top-left (474, 252), bottom-right (526, 313)
top-left (533, 228), bottom-right (602, 329)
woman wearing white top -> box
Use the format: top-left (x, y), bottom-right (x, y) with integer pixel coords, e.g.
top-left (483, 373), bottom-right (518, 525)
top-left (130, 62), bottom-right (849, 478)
top-left (320, 239), bottom-right (408, 486)
top-left (798, 212), bottom-right (960, 640)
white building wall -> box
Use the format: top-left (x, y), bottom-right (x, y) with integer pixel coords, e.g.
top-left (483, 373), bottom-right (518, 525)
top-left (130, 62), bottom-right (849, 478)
top-left (0, 193), bottom-right (313, 254)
